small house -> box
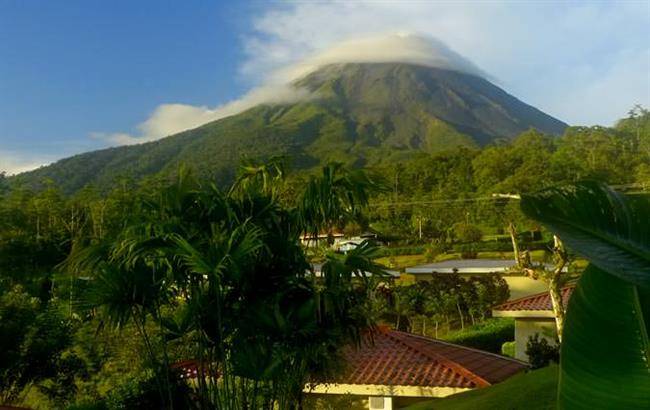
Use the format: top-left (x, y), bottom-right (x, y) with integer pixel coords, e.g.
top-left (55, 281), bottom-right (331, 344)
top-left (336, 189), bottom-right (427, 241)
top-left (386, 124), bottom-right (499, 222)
top-left (492, 285), bottom-right (574, 361)
top-left (300, 231), bottom-right (346, 248)
top-left (310, 263), bottom-right (400, 279)
top-left (301, 230), bottom-right (379, 251)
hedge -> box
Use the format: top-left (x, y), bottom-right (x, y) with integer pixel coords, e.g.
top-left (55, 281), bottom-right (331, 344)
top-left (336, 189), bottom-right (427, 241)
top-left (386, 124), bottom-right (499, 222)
top-left (442, 318), bottom-right (515, 354)
top-left (374, 245), bottom-right (427, 257)
top-left (451, 240), bottom-right (550, 254)
top-left (501, 341), bottom-right (516, 358)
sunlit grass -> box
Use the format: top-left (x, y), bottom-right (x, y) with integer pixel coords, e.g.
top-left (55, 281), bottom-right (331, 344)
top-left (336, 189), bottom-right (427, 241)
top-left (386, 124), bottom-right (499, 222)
top-left (405, 365), bottom-right (558, 410)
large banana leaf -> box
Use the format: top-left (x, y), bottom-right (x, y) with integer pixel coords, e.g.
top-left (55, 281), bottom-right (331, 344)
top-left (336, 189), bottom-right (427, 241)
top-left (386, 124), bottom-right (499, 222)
top-left (520, 182), bottom-right (650, 408)
top-left (559, 265), bottom-right (650, 409)
top-left (520, 182), bottom-right (650, 288)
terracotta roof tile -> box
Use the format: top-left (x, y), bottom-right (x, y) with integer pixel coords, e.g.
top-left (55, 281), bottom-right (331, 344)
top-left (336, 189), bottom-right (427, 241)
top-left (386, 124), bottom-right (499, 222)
top-left (493, 284), bottom-right (575, 312)
top-left (321, 328), bottom-right (527, 389)
top-left (171, 359), bottom-right (220, 380)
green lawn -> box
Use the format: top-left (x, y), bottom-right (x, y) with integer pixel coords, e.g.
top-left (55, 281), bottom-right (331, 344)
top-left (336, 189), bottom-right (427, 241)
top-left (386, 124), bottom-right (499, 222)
top-left (404, 365), bottom-right (558, 410)
top-left (374, 253), bottom-right (430, 269)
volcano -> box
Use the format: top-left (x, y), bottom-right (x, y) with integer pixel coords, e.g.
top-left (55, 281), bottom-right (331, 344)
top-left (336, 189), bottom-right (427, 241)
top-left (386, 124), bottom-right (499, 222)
top-left (17, 62), bottom-right (567, 193)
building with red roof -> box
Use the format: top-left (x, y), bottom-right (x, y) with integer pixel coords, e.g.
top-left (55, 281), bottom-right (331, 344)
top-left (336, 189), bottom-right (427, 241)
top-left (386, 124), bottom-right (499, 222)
top-left (492, 284), bottom-right (575, 361)
top-left (305, 327), bottom-right (528, 409)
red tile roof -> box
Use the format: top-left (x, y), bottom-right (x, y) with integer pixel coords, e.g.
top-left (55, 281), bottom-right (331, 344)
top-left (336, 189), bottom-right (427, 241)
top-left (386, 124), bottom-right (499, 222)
top-left (320, 328), bottom-right (527, 389)
top-left (493, 285), bottom-right (575, 312)
top-left (171, 359), bottom-right (202, 379)
top-left (171, 359), bottom-right (220, 380)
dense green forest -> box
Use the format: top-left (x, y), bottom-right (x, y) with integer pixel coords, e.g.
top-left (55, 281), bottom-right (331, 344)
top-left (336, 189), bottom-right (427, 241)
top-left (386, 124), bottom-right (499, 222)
top-left (1, 107), bottom-right (647, 298)
top-left (7, 107), bottom-right (647, 241)
top-left (0, 107), bottom-right (648, 409)
top-left (301, 107), bottom-right (648, 241)
top-left (1, 163), bottom-right (393, 408)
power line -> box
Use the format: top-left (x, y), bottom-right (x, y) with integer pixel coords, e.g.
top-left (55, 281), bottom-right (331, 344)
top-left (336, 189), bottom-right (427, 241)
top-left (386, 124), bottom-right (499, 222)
top-left (368, 195), bottom-right (508, 208)
top-left (368, 185), bottom-right (649, 209)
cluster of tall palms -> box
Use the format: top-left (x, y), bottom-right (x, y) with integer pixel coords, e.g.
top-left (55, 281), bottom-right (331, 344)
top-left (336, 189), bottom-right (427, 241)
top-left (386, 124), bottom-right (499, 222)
top-left (65, 162), bottom-right (387, 409)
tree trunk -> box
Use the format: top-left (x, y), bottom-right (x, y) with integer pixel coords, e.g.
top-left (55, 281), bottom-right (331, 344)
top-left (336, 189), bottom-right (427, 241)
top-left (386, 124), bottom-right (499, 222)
top-left (548, 273), bottom-right (565, 343)
top-left (548, 235), bottom-right (568, 343)
top-left (456, 302), bottom-right (465, 330)
top-left (422, 317), bottom-right (426, 336)
top-left (435, 321), bottom-right (439, 338)
top-left (508, 222), bottom-right (520, 267)
top-left (394, 170), bottom-right (399, 201)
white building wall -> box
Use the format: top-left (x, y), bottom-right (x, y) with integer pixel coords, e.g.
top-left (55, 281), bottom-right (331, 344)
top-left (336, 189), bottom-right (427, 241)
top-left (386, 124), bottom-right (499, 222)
top-left (369, 396), bottom-right (392, 410)
top-left (514, 318), bottom-right (558, 361)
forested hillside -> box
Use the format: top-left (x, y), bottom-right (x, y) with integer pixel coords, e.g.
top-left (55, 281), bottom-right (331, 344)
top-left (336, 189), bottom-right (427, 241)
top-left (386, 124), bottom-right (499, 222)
top-left (2, 109), bottom-right (647, 275)
top-left (12, 63), bottom-right (568, 194)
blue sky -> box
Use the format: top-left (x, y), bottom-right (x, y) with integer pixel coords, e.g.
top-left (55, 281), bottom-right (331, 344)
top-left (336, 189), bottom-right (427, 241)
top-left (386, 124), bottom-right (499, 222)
top-left (0, 1), bottom-right (251, 171)
top-left (1, 1), bottom-right (649, 174)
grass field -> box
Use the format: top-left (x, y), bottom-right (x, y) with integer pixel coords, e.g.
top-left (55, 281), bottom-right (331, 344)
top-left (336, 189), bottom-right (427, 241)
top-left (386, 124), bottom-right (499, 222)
top-left (405, 365), bottom-right (558, 410)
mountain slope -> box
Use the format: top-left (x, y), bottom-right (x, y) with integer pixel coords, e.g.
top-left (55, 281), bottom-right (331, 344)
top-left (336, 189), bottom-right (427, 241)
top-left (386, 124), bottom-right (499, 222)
top-left (296, 63), bottom-right (566, 144)
top-left (16, 63), bottom-right (568, 193)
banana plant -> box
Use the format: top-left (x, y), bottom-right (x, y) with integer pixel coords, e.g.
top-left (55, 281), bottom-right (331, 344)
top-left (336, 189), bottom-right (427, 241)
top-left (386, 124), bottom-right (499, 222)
top-left (520, 182), bottom-right (650, 409)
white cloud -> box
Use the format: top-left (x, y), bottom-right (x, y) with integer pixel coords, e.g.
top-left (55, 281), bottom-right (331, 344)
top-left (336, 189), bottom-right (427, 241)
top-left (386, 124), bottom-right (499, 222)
top-left (0, 150), bottom-right (53, 175)
top-left (95, 84), bottom-right (312, 146)
top-left (268, 33), bottom-right (487, 83)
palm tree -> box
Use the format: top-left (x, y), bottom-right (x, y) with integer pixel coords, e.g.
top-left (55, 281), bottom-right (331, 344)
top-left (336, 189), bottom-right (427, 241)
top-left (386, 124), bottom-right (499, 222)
top-left (229, 156), bottom-right (286, 199)
top-left (299, 162), bottom-right (386, 244)
top-left (67, 162), bottom-right (387, 409)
